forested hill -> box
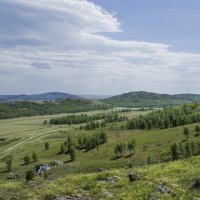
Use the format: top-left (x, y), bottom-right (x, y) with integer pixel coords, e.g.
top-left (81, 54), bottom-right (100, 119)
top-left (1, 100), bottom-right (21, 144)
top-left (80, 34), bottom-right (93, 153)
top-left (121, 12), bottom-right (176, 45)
top-left (0, 99), bottom-right (111, 119)
top-left (0, 92), bottom-right (78, 102)
top-left (101, 91), bottom-right (200, 108)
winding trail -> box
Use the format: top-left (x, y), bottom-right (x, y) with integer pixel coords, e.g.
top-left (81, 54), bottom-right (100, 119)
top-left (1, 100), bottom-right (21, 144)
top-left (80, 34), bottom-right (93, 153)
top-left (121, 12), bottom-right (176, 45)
top-left (0, 129), bottom-right (57, 156)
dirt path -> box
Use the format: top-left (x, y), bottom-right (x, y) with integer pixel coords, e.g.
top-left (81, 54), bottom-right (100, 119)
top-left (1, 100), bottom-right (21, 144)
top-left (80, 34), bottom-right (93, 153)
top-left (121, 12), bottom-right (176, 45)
top-left (0, 129), bottom-right (57, 156)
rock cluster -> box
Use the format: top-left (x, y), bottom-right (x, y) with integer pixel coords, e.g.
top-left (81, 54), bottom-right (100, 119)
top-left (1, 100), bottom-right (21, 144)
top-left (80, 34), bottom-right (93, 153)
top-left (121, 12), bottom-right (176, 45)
top-left (128, 172), bottom-right (140, 182)
top-left (192, 177), bottom-right (200, 188)
top-left (154, 185), bottom-right (171, 194)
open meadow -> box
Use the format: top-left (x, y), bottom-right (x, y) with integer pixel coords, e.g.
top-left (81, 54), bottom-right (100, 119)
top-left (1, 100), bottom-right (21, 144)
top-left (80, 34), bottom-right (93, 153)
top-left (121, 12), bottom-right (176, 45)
top-left (1, 105), bottom-right (200, 199)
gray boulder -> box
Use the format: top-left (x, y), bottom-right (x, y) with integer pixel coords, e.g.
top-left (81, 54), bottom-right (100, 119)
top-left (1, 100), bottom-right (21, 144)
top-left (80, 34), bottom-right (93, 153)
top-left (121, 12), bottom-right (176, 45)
top-left (155, 185), bottom-right (171, 194)
top-left (128, 172), bottom-right (140, 182)
top-left (192, 177), bottom-right (200, 188)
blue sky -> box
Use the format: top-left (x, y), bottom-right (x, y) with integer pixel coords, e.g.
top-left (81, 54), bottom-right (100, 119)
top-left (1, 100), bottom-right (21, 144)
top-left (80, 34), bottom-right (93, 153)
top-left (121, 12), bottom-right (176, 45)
top-left (0, 0), bottom-right (200, 95)
top-left (93, 0), bottom-right (200, 52)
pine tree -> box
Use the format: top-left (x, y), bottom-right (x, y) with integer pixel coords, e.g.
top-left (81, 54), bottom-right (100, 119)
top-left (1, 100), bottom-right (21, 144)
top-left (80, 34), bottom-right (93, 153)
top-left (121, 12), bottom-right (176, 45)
top-left (183, 127), bottom-right (190, 141)
top-left (26, 170), bottom-right (34, 181)
top-left (24, 155), bottom-right (30, 165)
top-left (185, 142), bottom-right (191, 157)
top-left (127, 140), bottom-right (136, 155)
top-left (45, 142), bottom-right (50, 150)
top-left (69, 145), bottom-right (76, 161)
top-left (32, 152), bottom-right (38, 162)
top-left (6, 157), bottom-right (13, 172)
top-left (171, 143), bottom-right (179, 161)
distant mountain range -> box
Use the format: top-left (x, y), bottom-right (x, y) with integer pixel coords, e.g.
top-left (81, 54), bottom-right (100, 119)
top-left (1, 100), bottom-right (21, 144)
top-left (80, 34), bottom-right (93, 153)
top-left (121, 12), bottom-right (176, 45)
top-left (100, 91), bottom-right (200, 107)
top-left (1, 91), bottom-right (200, 107)
top-left (0, 92), bottom-right (79, 102)
top-left (79, 95), bottom-right (112, 100)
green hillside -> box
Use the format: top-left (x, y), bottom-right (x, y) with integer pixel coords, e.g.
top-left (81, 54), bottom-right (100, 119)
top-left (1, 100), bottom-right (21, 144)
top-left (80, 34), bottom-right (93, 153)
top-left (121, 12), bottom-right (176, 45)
top-left (1, 104), bottom-right (200, 199)
top-left (0, 98), bottom-right (111, 120)
top-left (101, 91), bottom-right (200, 108)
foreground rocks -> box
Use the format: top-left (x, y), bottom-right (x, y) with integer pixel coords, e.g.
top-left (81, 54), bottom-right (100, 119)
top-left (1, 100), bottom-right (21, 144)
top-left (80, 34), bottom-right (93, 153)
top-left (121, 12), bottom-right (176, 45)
top-left (154, 185), bottom-right (172, 194)
top-left (128, 172), bottom-right (140, 182)
top-left (192, 177), bottom-right (200, 188)
top-left (46, 196), bottom-right (91, 200)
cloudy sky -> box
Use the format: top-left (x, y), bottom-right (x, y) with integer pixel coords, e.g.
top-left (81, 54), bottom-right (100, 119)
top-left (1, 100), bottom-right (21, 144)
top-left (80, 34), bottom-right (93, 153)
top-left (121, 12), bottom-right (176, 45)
top-left (1, 0), bottom-right (200, 95)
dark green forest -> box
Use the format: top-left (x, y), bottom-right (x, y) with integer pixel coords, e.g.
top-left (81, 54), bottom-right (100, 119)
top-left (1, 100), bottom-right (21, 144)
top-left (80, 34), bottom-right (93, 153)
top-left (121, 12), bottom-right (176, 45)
top-left (101, 91), bottom-right (200, 108)
top-left (126, 103), bottom-right (200, 130)
top-left (0, 99), bottom-right (111, 120)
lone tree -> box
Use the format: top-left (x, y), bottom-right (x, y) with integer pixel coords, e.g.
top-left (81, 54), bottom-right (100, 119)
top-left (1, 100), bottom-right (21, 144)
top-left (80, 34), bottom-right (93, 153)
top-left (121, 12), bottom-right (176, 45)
top-left (127, 139), bottom-right (136, 155)
top-left (69, 145), bottom-right (76, 161)
top-left (114, 143), bottom-right (126, 157)
top-left (60, 144), bottom-right (65, 154)
top-left (26, 170), bottom-right (34, 181)
top-left (179, 142), bottom-right (184, 157)
top-left (24, 155), bottom-right (30, 165)
top-left (183, 127), bottom-right (190, 141)
top-left (6, 157), bottom-right (13, 172)
top-left (100, 131), bottom-right (108, 143)
top-left (171, 143), bottom-right (179, 161)
top-left (78, 137), bottom-right (83, 149)
top-left (185, 142), bottom-right (191, 157)
top-left (195, 125), bottom-right (200, 136)
top-left (32, 152), bottom-right (38, 162)
top-left (45, 142), bottom-right (50, 150)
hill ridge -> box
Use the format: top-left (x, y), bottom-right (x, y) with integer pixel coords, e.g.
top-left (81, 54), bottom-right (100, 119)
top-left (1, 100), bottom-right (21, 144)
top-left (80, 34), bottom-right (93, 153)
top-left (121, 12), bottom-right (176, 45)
top-left (101, 91), bottom-right (200, 107)
top-left (0, 92), bottom-right (79, 102)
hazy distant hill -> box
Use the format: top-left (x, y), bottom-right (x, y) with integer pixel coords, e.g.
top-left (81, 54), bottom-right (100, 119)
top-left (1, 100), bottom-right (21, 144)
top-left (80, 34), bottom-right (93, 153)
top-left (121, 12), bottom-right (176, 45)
top-left (0, 92), bottom-right (79, 102)
top-left (79, 94), bottom-right (112, 100)
top-left (101, 91), bottom-right (200, 107)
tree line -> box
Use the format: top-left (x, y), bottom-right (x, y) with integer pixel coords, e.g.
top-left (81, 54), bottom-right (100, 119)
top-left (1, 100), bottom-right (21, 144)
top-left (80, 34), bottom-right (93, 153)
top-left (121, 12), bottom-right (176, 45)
top-left (59, 132), bottom-right (108, 159)
top-left (82, 112), bottom-right (128, 131)
top-left (171, 141), bottom-right (200, 160)
top-left (0, 99), bottom-right (111, 120)
top-left (126, 104), bottom-right (200, 130)
top-left (114, 139), bottom-right (136, 157)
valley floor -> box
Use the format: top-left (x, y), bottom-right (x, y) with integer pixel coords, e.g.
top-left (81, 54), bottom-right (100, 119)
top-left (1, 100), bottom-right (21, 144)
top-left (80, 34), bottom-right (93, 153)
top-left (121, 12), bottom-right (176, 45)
top-left (0, 108), bottom-right (200, 199)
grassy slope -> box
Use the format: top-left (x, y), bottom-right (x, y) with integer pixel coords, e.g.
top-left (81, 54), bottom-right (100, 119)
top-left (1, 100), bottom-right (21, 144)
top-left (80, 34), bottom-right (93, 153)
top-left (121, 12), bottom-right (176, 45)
top-left (1, 108), bottom-right (200, 199)
top-left (101, 91), bottom-right (200, 107)
top-left (1, 156), bottom-right (200, 199)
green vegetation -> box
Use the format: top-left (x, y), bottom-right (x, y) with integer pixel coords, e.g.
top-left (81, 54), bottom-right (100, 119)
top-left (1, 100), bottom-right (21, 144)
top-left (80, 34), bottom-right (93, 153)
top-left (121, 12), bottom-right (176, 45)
top-left (127, 103), bottom-right (200, 130)
top-left (0, 98), bottom-right (111, 119)
top-left (23, 155), bottom-right (31, 165)
top-left (32, 152), bottom-right (38, 162)
top-left (6, 157), bottom-right (13, 172)
top-left (1, 103), bottom-right (200, 199)
top-left (50, 112), bottom-right (127, 126)
top-left (44, 142), bottom-right (50, 150)
top-left (101, 91), bottom-right (200, 107)
top-left (25, 170), bottom-right (34, 181)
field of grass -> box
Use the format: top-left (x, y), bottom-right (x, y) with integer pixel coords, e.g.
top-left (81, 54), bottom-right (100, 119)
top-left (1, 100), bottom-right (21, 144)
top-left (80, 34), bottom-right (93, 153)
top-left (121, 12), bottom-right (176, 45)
top-left (1, 107), bottom-right (200, 199)
top-left (1, 156), bottom-right (200, 199)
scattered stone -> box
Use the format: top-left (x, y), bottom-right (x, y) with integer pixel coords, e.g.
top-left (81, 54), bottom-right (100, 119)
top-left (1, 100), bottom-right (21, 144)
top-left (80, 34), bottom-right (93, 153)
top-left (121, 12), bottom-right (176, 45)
top-left (154, 185), bottom-right (171, 194)
top-left (102, 192), bottom-right (114, 197)
top-left (144, 194), bottom-right (159, 200)
top-left (192, 177), bottom-right (200, 188)
top-left (193, 198), bottom-right (200, 200)
top-left (55, 195), bottom-right (91, 200)
top-left (96, 168), bottom-right (105, 172)
top-left (106, 177), bottom-right (116, 184)
top-left (128, 172), bottom-right (140, 182)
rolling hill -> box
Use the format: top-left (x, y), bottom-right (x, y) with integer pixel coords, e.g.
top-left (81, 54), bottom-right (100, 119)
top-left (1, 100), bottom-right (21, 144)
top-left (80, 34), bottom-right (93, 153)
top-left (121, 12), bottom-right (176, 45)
top-left (0, 92), bottom-right (79, 102)
top-left (101, 91), bottom-right (200, 108)
top-left (1, 104), bottom-right (200, 199)
top-left (0, 98), bottom-right (111, 119)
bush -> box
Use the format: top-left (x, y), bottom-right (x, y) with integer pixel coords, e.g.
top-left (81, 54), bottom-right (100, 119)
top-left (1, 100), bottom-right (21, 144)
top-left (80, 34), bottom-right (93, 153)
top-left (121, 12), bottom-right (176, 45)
top-left (24, 155), bottom-right (30, 165)
top-left (26, 170), bottom-right (34, 181)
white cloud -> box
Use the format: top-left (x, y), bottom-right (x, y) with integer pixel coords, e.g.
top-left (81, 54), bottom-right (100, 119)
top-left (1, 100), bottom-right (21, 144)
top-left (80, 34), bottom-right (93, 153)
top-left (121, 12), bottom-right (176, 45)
top-left (0, 0), bottom-right (200, 94)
